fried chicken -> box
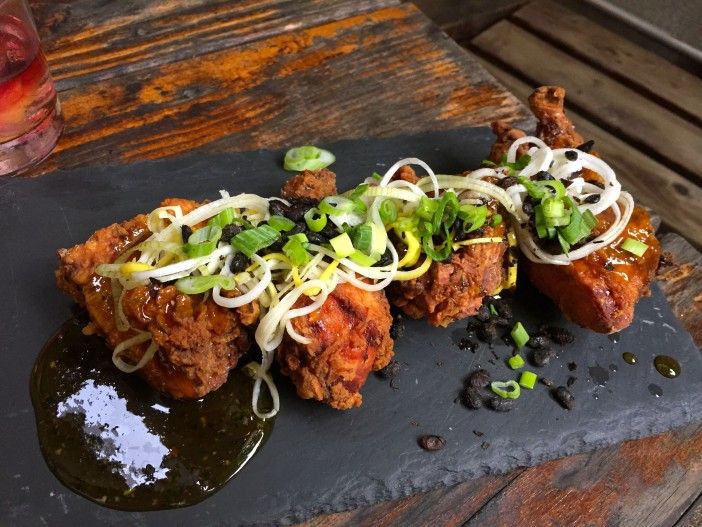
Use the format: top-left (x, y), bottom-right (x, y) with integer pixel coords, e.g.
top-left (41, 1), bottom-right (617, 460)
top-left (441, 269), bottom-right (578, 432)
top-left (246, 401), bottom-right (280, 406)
top-left (277, 282), bottom-right (394, 409)
top-left (56, 198), bottom-right (257, 399)
top-left (491, 86), bottom-right (660, 333)
top-left (386, 166), bottom-right (510, 327)
top-left (275, 169), bottom-right (394, 409)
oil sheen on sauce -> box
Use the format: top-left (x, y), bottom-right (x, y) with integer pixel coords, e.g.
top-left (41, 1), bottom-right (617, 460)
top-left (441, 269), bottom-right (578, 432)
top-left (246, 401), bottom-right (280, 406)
top-left (31, 317), bottom-right (274, 510)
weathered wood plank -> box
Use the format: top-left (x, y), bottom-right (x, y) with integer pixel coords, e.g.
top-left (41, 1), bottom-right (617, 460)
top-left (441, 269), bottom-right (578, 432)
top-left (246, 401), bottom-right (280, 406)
top-left (29, 0), bottom-right (400, 91)
top-left (658, 233), bottom-right (702, 345)
top-left (300, 472), bottom-right (520, 527)
top-left (458, 53), bottom-right (702, 248)
top-left (464, 423), bottom-right (702, 527)
top-left (27, 5), bottom-right (527, 176)
top-left (676, 492), bottom-right (702, 527)
top-left (511, 0), bottom-right (702, 125)
top-left (471, 21), bottom-right (702, 185)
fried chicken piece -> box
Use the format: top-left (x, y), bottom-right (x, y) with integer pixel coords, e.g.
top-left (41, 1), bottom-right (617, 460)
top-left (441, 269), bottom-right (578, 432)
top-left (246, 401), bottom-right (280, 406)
top-left (490, 86), bottom-right (660, 333)
top-left (277, 283), bottom-right (394, 409)
top-left (281, 168), bottom-right (337, 201)
top-left (388, 217), bottom-right (508, 327)
top-left (56, 199), bottom-right (257, 398)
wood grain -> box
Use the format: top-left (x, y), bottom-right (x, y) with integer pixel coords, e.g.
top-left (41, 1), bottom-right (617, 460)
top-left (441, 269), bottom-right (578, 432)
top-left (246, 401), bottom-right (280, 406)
top-left (466, 53), bottom-right (702, 248)
top-left (472, 21), bottom-right (702, 186)
top-left (26, 5), bottom-right (527, 177)
top-left (29, 0), bottom-right (399, 90)
top-left (512, 0), bottom-right (702, 125)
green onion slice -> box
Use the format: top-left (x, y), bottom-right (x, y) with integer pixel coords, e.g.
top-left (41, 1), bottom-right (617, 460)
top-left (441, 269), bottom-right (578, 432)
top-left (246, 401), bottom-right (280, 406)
top-left (507, 354), bottom-right (525, 370)
top-left (511, 321), bottom-right (529, 349)
top-left (379, 199), bottom-right (398, 224)
top-left (175, 274), bottom-right (236, 294)
top-left (208, 208), bottom-right (235, 229)
top-left (319, 196), bottom-right (358, 216)
top-left (283, 237), bottom-right (310, 266)
top-left (458, 204), bottom-right (488, 233)
top-left (283, 146), bottom-right (335, 172)
top-left (330, 232), bottom-right (355, 258)
top-left (621, 237), bottom-right (649, 257)
top-left (184, 225), bottom-right (222, 258)
top-left (519, 371), bottom-right (538, 390)
top-left (231, 225), bottom-right (280, 258)
top-left (490, 380), bottom-right (521, 399)
top-left (268, 215), bottom-right (295, 232)
top-left (304, 208), bottom-right (327, 232)
top-left (491, 213), bottom-right (503, 227)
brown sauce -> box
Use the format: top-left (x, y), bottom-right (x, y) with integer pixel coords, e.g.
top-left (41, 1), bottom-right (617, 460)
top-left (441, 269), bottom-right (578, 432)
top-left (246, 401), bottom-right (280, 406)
top-left (654, 355), bottom-right (681, 379)
top-left (30, 316), bottom-right (274, 511)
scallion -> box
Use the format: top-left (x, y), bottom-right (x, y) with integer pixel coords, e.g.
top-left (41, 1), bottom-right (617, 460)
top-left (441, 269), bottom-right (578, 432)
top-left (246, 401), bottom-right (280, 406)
top-left (379, 199), bottom-right (398, 224)
top-left (208, 208), bottom-right (235, 229)
top-left (283, 237), bottom-right (310, 266)
top-left (519, 371), bottom-right (538, 390)
top-left (184, 225), bottom-right (222, 258)
top-left (330, 232), bottom-right (355, 258)
top-left (621, 237), bottom-right (649, 257)
top-left (283, 145), bottom-right (335, 172)
top-left (490, 380), bottom-right (521, 399)
top-left (458, 204), bottom-right (488, 233)
top-left (175, 274), bottom-right (236, 294)
top-left (231, 225), bottom-right (280, 258)
top-left (491, 213), bottom-right (503, 227)
top-left (267, 215), bottom-right (295, 232)
top-left (507, 354), bottom-right (525, 370)
top-left (511, 321), bottom-right (529, 349)
top-left (304, 208), bottom-right (327, 232)
top-left (319, 196), bottom-right (357, 216)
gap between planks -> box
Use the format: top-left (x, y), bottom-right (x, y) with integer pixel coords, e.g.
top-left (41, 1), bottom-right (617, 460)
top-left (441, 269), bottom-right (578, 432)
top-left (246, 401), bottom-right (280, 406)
top-left (463, 49), bottom-right (702, 249)
top-left (471, 20), bottom-right (702, 188)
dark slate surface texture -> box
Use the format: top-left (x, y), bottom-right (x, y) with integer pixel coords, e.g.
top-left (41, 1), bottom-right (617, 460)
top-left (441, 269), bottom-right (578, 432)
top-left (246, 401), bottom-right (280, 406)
top-left (1, 128), bottom-right (700, 526)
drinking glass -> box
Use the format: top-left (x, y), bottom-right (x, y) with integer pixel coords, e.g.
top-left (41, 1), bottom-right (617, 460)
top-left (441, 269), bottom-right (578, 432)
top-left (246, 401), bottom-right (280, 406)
top-left (0, 0), bottom-right (62, 176)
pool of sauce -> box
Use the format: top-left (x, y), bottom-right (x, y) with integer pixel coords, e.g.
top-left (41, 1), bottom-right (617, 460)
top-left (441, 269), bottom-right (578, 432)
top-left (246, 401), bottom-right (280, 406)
top-left (654, 355), bottom-right (681, 379)
top-left (31, 317), bottom-right (274, 511)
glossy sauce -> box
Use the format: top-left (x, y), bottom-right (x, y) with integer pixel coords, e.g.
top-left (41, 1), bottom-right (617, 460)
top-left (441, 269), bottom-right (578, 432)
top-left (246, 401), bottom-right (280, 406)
top-left (622, 352), bottom-right (638, 365)
top-left (654, 355), bottom-right (681, 379)
top-left (31, 317), bottom-right (274, 510)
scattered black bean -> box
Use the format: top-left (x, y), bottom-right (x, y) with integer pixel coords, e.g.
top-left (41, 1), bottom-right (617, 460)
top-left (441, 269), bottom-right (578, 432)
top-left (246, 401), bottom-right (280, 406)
top-left (487, 397), bottom-right (515, 412)
top-left (458, 338), bottom-right (477, 353)
top-left (288, 222), bottom-right (306, 235)
top-left (468, 369), bottom-right (491, 389)
top-left (533, 170), bottom-right (554, 181)
top-left (319, 222), bottom-right (341, 239)
top-left (476, 323), bottom-right (497, 344)
top-left (540, 377), bottom-right (555, 387)
top-left (567, 376), bottom-right (577, 387)
top-left (489, 298), bottom-right (513, 319)
top-left (583, 194), bottom-right (600, 204)
top-left (547, 326), bottom-right (575, 345)
top-left (577, 140), bottom-right (595, 153)
top-left (466, 319), bottom-right (483, 332)
top-left (567, 362), bottom-right (577, 371)
top-left (181, 224), bottom-right (193, 242)
top-left (461, 387), bottom-right (484, 409)
top-left (220, 223), bottom-right (243, 243)
top-left (522, 196), bottom-right (536, 216)
top-left (565, 150), bottom-right (578, 161)
top-left (481, 441), bottom-right (491, 449)
top-left (148, 278), bottom-right (162, 299)
top-left (554, 386), bottom-right (575, 410)
top-left (498, 176), bottom-right (518, 189)
top-left (374, 249), bottom-right (393, 267)
top-left (267, 238), bottom-right (286, 252)
top-left (527, 335), bottom-right (550, 349)
top-left (493, 317), bottom-right (511, 327)
top-left (390, 315), bottom-right (405, 340)
top-left (473, 430), bottom-right (484, 437)
top-left (532, 347), bottom-right (556, 367)
top-left (268, 200), bottom-right (289, 218)
top-left (604, 260), bottom-right (615, 271)
top-left (286, 200), bottom-right (315, 222)
top-left (418, 435), bottom-right (446, 451)
top-left (305, 231), bottom-right (328, 245)
top-left (229, 252), bottom-right (250, 273)
top-left (476, 304), bottom-right (491, 322)
top-left (376, 359), bottom-right (401, 379)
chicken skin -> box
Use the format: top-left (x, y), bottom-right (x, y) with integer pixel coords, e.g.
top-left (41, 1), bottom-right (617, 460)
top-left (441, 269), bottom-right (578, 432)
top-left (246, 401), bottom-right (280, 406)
top-left (56, 198), bottom-right (258, 399)
top-left (277, 282), bottom-right (394, 409)
top-left (490, 86), bottom-right (660, 333)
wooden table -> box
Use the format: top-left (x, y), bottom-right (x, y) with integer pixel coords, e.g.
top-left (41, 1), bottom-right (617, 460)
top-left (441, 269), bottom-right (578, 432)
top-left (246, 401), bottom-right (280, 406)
top-left (26, 1), bottom-right (701, 525)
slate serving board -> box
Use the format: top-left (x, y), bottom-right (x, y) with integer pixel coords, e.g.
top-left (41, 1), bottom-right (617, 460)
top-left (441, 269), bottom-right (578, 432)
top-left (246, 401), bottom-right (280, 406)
top-left (1, 128), bottom-right (700, 527)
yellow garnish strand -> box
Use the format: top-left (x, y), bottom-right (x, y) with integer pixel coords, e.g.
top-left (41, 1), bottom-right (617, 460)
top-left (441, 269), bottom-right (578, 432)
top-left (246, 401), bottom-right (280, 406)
top-left (291, 266), bottom-right (302, 287)
top-left (397, 231), bottom-right (421, 268)
top-left (452, 236), bottom-right (503, 251)
top-left (120, 262), bottom-right (154, 274)
top-left (393, 256), bottom-right (432, 281)
top-left (304, 260), bottom-right (340, 296)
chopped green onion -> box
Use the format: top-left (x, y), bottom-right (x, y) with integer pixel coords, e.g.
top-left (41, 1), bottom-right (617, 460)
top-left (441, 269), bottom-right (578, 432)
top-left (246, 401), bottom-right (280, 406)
top-left (288, 232), bottom-right (308, 243)
top-left (503, 154), bottom-right (531, 176)
top-left (175, 274), bottom-right (236, 294)
top-left (348, 249), bottom-right (379, 266)
top-left (621, 237), bottom-right (649, 257)
top-left (231, 225), bottom-right (280, 258)
top-left (208, 208), bottom-right (235, 229)
top-left (490, 380), bottom-right (521, 399)
top-left (184, 225), bottom-right (222, 258)
top-left (489, 304), bottom-right (498, 316)
top-left (304, 208), bottom-right (327, 232)
top-left (349, 183), bottom-right (369, 199)
top-left (352, 224), bottom-right (373, 253)
top-left (319, 196), bottom-right (357, 216)
top-left (519, 371), bottom-right (538, 390)
top-left (283, 237), bottom-right (310, 266)
top-left (491, 213), bottom-right (503, 227)
top-left (267, 215), bottom-right (296, 232)
top-left (422, 233), bottom-right (452, 262)
top-left (511, 321), bottom-right (529, 349)
top-left (415, 196), bottom-right (439, 221)
top-left (542, 197), bottom-right (565, 219)
top-left (507, 354), bottom-right (525, 370)
top-left (283, 145), bottom-right (335, 171)
top-left (559, 198), bottom-right (597, 247)
top-left (371, 171), bottom-right (382, 181)
top-left (379, 199), bottom-right (398, 224)
top-left (330, 232), bottom-right (355, 258)
top-left (458, 204), bottom-right (488, 233)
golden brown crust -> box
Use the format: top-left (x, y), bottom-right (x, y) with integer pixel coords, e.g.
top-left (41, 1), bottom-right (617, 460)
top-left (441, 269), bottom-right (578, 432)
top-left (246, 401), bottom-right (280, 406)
top-left (280, 168), bottom-right (337, 201)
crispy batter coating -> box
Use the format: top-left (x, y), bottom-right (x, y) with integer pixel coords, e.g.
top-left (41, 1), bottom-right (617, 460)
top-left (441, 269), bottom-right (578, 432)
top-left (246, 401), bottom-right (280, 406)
top-left (56, 199), bottom-right (257, 398)
top-left (491, 86), bottom-right (660, 333)
top-left (281, 168), bottom-right (337, 201)
top-left (277, 283), bottom-right (394, 409)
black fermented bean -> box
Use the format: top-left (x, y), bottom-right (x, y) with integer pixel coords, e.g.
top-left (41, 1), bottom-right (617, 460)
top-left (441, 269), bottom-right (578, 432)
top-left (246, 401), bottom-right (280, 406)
top-left (565, 150), bottom-right (578, 161)
top-left (418, 435), bottom-right (446, 451)
top-left (461, 387), bottom-right (483, 409)
top-left (229, 252), bottom-right (249, 273)
top-left (181, 224), bottom-right (193, 242)
top-left (554, 386), bottom-right (575, 410)
top-left (389, 315), bottom-right (405, 340)
top-left (467, 369), bottom-right (491, 389)
top-left (532, 347), bottom-right (556, 367)
top-left (487, 397), bottom-right (515, 412)
top-left (220, 224), bottom-right (242, 243)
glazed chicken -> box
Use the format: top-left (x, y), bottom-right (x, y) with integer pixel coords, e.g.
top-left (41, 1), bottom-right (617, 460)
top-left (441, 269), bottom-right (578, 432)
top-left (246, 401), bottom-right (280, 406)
top-left (387, 166), bottom-right (510, 327)
top-left (490, 86), bottom-right (660, 333)
top-left (275, 169), bottom-right (394, 409)
top-left (56, 198), bottom-right (258, 399)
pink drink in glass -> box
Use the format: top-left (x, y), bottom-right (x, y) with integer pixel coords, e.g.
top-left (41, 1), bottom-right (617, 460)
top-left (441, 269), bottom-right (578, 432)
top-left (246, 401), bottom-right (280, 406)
top-left (0, 6), bottom-right (62, 176)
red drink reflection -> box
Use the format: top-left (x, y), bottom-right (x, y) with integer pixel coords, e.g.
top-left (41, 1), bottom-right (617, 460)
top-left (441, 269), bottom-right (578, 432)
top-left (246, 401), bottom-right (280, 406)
top-left (0, 13), bottom-right (62, 174)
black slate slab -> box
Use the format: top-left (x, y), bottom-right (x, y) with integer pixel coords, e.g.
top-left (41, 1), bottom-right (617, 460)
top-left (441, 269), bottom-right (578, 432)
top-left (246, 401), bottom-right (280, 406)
top-left (1, 128), bottom-right (700, 526)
